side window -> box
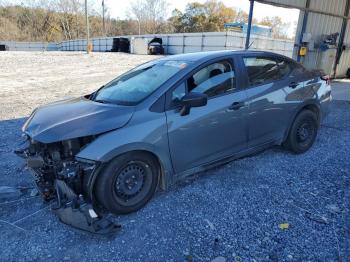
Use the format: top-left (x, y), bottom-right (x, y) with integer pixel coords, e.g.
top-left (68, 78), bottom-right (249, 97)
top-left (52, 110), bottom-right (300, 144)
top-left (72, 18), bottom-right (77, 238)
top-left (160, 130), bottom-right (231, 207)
top-left (243, 57), bottom-right (292, 86)
top-left (170, 60), bottom-right (236, 106)
top-left (188, 60), bottom-right (236, 97)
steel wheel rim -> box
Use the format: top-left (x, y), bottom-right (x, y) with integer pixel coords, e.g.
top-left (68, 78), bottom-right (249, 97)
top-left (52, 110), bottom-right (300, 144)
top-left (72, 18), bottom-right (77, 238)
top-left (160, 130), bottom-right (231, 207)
top-left (296, 120), bottom-right (315, 147)
top-left (113, 161), bottom-right (152, 206)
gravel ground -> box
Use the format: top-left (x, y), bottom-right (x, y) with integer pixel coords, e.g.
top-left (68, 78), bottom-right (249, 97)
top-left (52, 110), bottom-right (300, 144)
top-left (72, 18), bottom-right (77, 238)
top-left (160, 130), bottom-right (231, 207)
top-left (0, 51), bottom-right (157, 120)
top-left (0, 52), bottom-right (349, 261)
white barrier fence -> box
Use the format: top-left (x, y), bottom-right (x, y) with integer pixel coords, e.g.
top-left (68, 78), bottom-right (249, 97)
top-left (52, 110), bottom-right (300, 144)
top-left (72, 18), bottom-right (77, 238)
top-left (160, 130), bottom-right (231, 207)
top-left (58, 32), bottom-right (294, 58)
top-left (0, 32), bottom-right (294, 58)
top-left (0, 41), bottom-right (58, 51)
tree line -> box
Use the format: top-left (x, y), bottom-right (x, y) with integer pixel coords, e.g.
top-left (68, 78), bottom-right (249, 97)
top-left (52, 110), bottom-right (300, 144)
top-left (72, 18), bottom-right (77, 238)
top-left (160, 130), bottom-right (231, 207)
top-left (0, 0), bottom-right (293, 42)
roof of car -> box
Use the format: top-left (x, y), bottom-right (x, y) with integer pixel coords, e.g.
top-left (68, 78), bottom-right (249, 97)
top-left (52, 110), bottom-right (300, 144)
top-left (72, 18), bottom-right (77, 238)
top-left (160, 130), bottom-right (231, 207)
top-left (161, 50), bottom-right (286, 62)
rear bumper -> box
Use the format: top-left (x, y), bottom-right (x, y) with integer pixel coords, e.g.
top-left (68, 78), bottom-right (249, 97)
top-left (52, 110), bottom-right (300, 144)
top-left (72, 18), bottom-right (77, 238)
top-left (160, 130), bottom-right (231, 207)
top-left (319, 85), bottom-right (332, 122)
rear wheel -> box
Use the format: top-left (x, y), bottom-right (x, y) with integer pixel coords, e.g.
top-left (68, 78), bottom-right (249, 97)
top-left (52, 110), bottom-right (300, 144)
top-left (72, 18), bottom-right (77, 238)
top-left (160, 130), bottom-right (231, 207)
top-left (95, 152), bottom-right (159, 214)
top-left (284, 110), bottom-right (318, 154)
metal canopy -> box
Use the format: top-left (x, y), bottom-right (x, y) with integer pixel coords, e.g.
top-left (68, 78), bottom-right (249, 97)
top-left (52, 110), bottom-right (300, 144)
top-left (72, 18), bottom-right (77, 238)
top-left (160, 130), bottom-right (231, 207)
top-left (255, 0), bottom-right (350, 19)
top-left (244, 0), bottom-right (350, 77)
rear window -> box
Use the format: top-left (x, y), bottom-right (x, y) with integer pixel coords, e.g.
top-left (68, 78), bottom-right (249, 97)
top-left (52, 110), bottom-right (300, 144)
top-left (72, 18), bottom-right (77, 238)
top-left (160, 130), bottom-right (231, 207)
top-left (243, 57), bottom-right (292, 86)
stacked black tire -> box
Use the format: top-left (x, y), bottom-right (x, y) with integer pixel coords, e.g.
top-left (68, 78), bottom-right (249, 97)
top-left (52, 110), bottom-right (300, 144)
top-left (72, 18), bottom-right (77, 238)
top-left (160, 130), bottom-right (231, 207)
top-left (0, 44), bottom-right (8, 51)
top-left (111, 37), bottom-right (130, 53)
top-left (119, 38), bottom-right (130, 52)
top-left (111, 38), bottom-right (119, 52)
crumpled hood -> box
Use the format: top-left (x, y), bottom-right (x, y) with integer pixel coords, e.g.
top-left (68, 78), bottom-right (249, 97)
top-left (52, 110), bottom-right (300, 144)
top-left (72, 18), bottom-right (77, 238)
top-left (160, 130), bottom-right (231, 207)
top-left (23, 97), bottom-right (134, 143)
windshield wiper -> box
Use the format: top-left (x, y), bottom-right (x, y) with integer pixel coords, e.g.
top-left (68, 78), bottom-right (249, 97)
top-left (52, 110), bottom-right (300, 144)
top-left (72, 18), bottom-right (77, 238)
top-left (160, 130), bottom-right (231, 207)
top-left (94, 99), bottom-right (111, 104)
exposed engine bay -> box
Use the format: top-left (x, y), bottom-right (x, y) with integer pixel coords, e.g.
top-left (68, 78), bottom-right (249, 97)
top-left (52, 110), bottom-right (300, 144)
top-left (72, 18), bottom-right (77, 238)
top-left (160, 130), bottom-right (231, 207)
top-left (17, 136), bottom-right (94, 200)
top-left (15, 135), bottom-right (121, 234)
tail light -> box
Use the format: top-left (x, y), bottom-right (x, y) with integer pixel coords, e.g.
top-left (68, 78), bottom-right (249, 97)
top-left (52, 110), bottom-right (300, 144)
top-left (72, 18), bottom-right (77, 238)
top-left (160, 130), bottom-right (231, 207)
top-left (320, 75), bottom-right (331, 85)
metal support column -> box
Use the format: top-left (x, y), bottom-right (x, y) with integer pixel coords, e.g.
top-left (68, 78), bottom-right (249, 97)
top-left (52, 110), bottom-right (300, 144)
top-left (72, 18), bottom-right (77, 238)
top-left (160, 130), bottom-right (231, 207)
top-left (333, 0), bottom-right (350, 77)
top-left (245, 0), bottom-right (255, 50)
top-left (297, 0), bottom-right (310, 62)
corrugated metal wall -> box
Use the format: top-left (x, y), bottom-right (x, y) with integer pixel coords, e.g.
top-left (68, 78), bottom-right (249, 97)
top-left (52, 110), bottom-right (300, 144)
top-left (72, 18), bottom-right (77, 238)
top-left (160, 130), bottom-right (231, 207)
top-left (309, 0), bottom-right (346, 16)
top-left (258, 0), bottom-right (349, 77)
top-left (294, 11), bottom-right (343, 74)
top-left (338, 19), bottom-right (350, 76)
top-left (301, 0), bottom-right (349, 77)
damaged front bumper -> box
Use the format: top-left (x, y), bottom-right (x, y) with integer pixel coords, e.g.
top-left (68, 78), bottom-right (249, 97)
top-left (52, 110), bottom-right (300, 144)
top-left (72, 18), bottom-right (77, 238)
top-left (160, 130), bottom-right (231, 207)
top-left (15, 138), bottom-right (120, 234)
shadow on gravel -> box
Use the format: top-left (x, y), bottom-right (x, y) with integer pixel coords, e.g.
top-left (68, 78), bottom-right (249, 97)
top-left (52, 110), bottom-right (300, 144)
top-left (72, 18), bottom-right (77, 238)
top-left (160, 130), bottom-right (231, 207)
top-left (0, 118), bottom-right (42, 232)
top-left (0, 117), bottom-right (27, 184)
top-left (0, 102), bottom-right (349, 261)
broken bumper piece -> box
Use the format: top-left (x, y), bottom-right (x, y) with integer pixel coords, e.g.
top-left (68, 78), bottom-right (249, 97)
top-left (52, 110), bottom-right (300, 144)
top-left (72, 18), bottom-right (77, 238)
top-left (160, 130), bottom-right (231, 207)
top-left (54, 179), bottom-right (121, 234)
top-left (53, 201), bottom-right (120, 235)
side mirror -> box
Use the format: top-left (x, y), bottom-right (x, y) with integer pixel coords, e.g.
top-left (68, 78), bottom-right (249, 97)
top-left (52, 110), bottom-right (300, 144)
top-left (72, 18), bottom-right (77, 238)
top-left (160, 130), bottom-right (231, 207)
top-left (180, 92), bottom-right (208, 116)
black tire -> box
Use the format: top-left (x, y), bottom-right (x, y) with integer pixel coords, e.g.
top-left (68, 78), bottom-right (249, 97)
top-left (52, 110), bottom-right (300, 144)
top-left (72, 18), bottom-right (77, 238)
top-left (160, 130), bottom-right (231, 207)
top-left (111, 38), bottom-right (120, 52)
top-left (95, 152), bottom-right (159, 214)
top-left (118, 38), bottom-right (130, 53)
top-left (285, 110), bottom-right (318, 154)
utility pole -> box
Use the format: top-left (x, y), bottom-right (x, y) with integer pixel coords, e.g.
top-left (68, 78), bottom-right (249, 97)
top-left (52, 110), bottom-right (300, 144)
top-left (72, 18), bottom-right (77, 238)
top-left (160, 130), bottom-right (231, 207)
top-left (102, 0), bottom-right (106, 36)
top-left (138, 19), bottom-right (141, 35)
top-left (85, 0), bottom-right (90, 53)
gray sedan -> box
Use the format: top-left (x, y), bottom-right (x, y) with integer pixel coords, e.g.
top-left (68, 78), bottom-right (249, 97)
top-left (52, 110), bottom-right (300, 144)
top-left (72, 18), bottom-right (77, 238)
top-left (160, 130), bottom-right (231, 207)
top-left (17, 50), bottom-right (332, 232)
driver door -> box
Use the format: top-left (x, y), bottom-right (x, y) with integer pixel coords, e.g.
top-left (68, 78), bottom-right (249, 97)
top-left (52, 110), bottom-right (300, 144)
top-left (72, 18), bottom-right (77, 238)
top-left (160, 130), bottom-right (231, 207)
top-left (165, 58), bottom-right (249, 174)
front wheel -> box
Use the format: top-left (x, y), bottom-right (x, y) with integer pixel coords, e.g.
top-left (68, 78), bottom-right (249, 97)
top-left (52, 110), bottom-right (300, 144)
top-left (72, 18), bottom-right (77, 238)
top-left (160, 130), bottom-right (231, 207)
top-left (95, 152), bottom-right (159, 214)
top-left (284, 110), bottom-right (318, 154)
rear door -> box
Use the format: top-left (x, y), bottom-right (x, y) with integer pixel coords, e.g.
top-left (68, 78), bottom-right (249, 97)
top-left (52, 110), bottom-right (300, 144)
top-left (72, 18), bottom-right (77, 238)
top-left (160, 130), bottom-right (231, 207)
top-left (241, 54), bottom-right (302, 147)
top-left (165, 57), bottom-right (248, 174)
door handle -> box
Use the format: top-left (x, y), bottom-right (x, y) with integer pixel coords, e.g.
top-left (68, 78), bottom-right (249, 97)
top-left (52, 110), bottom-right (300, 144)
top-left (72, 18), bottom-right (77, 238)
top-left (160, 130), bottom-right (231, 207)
top-left (289, 82), bottom-right (298, 89)
top-left (228, 101), bottom-right (245, 111)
